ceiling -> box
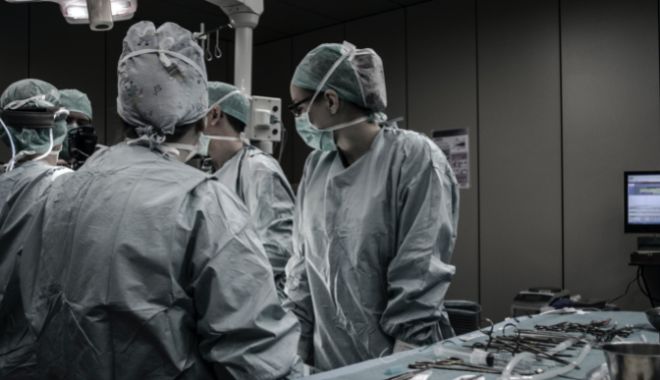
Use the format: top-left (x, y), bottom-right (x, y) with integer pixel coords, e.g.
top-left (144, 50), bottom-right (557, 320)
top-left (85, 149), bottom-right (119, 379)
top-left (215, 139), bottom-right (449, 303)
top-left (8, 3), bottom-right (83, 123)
top-left (176, 0), bottom-right (431, 44)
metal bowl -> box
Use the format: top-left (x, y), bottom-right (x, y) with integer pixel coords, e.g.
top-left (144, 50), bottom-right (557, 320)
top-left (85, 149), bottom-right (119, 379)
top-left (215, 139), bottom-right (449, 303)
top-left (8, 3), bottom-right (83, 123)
top-left (602, 342), bottom-right (660, 380)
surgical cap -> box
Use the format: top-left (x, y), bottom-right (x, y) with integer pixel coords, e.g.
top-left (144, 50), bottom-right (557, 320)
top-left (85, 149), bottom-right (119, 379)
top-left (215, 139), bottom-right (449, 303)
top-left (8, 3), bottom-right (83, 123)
top-left (117, 21), bottom-right (208, 136)
top-left (208, 82), bottom-right (250, 125)
top-left (291, 42), bottom-right (387, 113)
top-left (59, 89), bottom-right (93, 120)
top-left (0, 78), bottom-right (67, 154)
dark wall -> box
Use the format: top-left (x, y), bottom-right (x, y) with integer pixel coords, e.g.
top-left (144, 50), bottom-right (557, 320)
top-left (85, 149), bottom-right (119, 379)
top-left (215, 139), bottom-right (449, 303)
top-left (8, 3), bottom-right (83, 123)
top-left (478, 0), bottom-right (563, 320)
top-left (561, 0), bottom-right (660, 311)
top-left (407, 0), bottom-right (480, 308)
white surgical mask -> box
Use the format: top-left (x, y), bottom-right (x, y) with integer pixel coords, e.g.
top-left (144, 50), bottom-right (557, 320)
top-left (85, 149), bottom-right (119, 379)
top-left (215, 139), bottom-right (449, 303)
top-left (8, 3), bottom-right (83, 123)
top-left (165, 133), bottom-right (242, 162)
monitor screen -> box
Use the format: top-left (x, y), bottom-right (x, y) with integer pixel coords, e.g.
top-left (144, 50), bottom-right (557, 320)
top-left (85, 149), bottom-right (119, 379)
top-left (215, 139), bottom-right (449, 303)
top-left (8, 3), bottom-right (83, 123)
top-left (625, 171), bottom-right (660, 233)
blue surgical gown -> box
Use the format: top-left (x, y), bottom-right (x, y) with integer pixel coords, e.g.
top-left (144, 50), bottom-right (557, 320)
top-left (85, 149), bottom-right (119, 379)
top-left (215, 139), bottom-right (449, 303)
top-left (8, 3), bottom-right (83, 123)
top-left (214, 145), bottom-right (295, 300)
top-left (284, 126), bottom-right (459, 371)
top-left (0, 161), bottom-right (71, 377)
top-left (3, 142), bottom-right (300, 380)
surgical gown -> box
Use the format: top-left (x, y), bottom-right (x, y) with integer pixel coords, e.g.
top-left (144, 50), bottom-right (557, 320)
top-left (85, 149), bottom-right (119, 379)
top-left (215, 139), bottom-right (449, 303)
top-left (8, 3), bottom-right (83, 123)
top-left (9, 143), bottom-right (301, 380)
top-left (284, 127), bottom-right (459, 371)
top-left (0, 162), bottom-right (71, 378)
top-left (0, 161), bottom-right (70, 212)
top-left (214, 145), bottom-right (295, 300)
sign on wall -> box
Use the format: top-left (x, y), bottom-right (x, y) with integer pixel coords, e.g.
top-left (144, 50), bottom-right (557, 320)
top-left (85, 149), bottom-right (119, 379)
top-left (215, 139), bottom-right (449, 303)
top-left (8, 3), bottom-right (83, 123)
top-left (432, 128), bottom-right (470, 189)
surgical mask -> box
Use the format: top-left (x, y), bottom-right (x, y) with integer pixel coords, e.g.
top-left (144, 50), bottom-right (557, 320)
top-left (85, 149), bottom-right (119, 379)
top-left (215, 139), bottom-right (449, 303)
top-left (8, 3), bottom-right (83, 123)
top-left (167, 133), bottom-right (242, 162)
top-left (295, 113), bottom-right (369, 152)
top-left (48, 145), bottom-right (62, 163)
top-left (199, 133), bottom-right (243, 157)
top-left (294, 43), bottom-right (375, 152)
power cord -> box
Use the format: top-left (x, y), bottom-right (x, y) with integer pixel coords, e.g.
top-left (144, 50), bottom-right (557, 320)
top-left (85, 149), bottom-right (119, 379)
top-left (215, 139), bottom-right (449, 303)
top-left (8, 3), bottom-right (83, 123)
top-left (608, 270), bottom-right (639, 304)
top-left (637, 266), bottom-right (660, 307)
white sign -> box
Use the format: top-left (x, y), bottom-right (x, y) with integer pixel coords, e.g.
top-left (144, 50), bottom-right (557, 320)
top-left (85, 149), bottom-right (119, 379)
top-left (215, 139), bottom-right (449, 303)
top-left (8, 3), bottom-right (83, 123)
top-left (432, 128), bottom-right (470, 189)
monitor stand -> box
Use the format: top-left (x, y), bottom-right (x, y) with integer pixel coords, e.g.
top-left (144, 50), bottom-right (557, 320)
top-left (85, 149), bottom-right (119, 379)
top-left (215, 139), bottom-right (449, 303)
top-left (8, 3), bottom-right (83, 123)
top-left (631, 236), bottom-right (660, 265)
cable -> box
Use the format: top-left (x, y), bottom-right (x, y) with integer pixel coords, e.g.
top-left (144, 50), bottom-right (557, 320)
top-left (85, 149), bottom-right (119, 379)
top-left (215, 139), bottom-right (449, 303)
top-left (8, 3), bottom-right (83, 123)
top-left (608, 270), bottom-right (640, 304)
top-left (277, 124), bottom-right (288, 163)
top-left (0, 116), bottom-right (17, 171)
top-left (637, 266), bottom-right (660, 307)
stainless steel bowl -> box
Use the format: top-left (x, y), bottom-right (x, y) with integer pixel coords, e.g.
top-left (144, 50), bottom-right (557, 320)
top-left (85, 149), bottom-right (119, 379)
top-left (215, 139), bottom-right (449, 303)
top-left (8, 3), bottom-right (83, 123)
top-left (602, 342), bottom-right (660, 380)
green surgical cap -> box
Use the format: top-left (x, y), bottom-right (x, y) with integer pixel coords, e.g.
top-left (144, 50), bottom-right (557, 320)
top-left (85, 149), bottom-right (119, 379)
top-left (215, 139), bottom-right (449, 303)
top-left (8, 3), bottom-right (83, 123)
top-left (0, 78), bottom-right (67, 155)
top-left (207, 81), bottom-right (250, 125)
top-left (291, 42), bottom-right (387, 113)
top-left (59, 89), bottom-right (93, 120)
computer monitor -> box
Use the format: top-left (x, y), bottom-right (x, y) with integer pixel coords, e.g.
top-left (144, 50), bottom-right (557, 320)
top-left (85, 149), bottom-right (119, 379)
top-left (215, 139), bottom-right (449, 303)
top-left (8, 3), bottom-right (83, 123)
top-left (625, 171), bottom-right (660, 233)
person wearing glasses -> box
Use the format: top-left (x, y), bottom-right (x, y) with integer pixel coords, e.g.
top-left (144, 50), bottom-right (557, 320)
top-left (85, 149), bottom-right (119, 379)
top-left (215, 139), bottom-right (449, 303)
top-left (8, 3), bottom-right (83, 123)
top-left (284, 41), bottom-right (460, 371)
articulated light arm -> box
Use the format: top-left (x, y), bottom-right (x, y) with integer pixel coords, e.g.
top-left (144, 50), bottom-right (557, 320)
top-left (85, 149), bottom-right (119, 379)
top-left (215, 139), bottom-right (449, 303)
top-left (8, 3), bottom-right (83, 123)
top-left (205, 0), bottom-right (281, 154)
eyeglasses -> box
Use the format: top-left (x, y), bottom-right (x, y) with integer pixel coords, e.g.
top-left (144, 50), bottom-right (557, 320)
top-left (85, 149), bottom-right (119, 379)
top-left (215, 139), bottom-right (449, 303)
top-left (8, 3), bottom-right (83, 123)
top-left (287, 96), bottom-right (313, 117)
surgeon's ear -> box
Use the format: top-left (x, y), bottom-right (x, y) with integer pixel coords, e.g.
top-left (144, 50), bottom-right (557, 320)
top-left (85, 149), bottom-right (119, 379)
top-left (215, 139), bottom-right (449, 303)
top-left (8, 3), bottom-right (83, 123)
top-left (209, 106), bottom-right (222, 123)
top-left (196, 115), bottom-right (208, 133)
top-left (324, 89), bottom-right (340, 115)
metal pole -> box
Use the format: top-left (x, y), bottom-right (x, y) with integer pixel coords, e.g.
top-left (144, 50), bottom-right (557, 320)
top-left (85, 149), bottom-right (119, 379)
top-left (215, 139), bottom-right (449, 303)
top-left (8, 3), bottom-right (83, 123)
top-left (234, 26), bottom-right (253, 95)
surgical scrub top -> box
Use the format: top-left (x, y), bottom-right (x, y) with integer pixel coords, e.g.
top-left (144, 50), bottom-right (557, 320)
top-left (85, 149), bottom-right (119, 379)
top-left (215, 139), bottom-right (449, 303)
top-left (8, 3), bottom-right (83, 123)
top-left (4, 142), bottom-right (300, 380)
top-left (213, 145), bottom-right (295, 300)
top-left (284, 126), bottom-right (460, 371)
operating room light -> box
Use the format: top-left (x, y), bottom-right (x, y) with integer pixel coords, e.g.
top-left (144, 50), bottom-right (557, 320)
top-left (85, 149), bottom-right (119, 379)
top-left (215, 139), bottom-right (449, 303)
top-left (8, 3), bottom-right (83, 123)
top-left (64, 4), bottom-right (88, 19)
top-left (62, 0), bottom-right (137, 23)
top-left (4, 0), bottom-right (137, 27)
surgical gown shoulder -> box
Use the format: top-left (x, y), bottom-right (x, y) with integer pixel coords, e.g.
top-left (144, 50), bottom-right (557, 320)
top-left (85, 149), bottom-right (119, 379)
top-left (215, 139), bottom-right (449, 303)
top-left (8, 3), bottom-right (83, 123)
top-left (241, 146), bottom-right (287, 175)
top-left (0, 162), bottom-right (71, 211)
top-left (189, 175), bottom-right (254, 231)
top-left (63, 143), bottom-right (250, 233)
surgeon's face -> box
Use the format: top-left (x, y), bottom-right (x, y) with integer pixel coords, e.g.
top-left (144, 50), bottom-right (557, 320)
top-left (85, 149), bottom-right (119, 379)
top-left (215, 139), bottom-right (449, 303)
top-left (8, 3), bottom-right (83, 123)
top-left (66, 112), bottom-right (91, 129)
top-left (290, 84), bottom-right (333, 130)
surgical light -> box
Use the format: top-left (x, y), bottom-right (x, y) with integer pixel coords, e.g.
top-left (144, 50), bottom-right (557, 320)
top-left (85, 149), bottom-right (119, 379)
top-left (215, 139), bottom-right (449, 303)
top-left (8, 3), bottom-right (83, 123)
top-left (4, 0), bottom-right (137, 31)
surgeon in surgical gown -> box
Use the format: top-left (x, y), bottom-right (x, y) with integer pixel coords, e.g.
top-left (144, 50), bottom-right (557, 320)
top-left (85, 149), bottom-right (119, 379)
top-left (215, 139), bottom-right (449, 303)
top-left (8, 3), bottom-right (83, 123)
top-left (4, 21), bottom-right (300, 380)
top-left (284, 42), bottom-right (460, 371)
top-left (205, 81), bottom-right (295, 301)
top-left (0, 79), bottom-right (71, 378)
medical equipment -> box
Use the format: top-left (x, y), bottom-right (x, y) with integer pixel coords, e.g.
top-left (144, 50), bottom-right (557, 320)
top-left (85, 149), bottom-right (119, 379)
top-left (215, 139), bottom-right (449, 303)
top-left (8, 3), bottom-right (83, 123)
top-left (66, 124), bottom-right (97, 169)
top-left (533, 320), bottom-right (635, 343)
top-left (202, 0), bottom-right (281, 154)
top-left (511, 287), bottom-right (570, 317)
top-left (602, 342), bottom-right (660, 380)
top-left (195, 23), bottom-right (232, 62)
top-left (4, 0), bottom-right (137, 30)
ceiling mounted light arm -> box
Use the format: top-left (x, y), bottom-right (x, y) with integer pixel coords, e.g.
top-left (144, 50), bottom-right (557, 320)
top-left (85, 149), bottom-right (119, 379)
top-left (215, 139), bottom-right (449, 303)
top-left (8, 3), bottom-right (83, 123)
top-left (85, 0), bottom-right (112, 31)
top-left (4, 0), bottom-right (137, 31)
